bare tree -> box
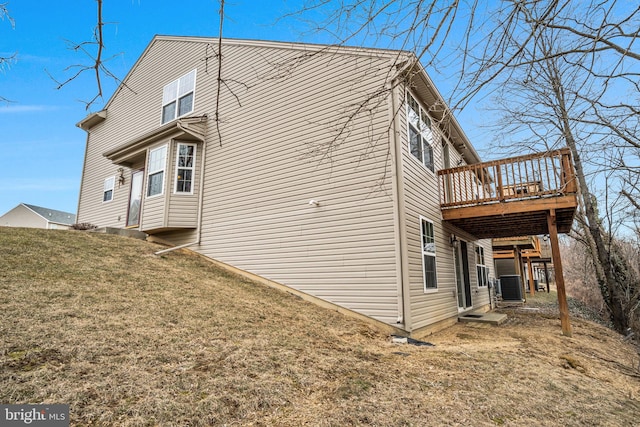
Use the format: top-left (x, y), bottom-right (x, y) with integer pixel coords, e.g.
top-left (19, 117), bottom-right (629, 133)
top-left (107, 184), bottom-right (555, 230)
top-left (562, 237), bottom-right (608, 320)
top-left (286, 0), bottom-right (640, 333)
top-left (47, 0), bottom-right (134, 110)
top-left (0, 1), bottom-right (16, 103)
top-left (473, 2), bottom-right (640, 333)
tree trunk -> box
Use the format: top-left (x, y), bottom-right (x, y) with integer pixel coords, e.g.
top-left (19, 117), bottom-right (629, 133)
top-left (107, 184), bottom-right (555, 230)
top-left (549, 67), bottom-right (637, 333)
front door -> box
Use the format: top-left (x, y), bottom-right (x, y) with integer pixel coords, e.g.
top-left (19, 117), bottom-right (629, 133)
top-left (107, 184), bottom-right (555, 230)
top-left (455, 240), bottom-right (473, 310)
top-left (126, 170), bottom-right (144, 227)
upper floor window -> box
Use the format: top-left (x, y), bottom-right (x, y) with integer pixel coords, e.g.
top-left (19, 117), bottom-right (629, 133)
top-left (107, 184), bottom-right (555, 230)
top-left (147, 145), bottom-right (167, 197)
top-left (421, 217), bottom-right (438, 291)
top-left (162, 70), bottom-right (196, 124)
top-left (103, 176), bottom-right (115, 202)
top-left (407, 93), bottom-right (435, 172)
top-left (476, 245), bottom-right (488, 287)
top-left (175, 143), bottom-right (196, 194)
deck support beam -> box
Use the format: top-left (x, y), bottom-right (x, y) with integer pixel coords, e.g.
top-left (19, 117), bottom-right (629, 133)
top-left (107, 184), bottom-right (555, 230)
top-left (547, 209), bottom-right (572, 337)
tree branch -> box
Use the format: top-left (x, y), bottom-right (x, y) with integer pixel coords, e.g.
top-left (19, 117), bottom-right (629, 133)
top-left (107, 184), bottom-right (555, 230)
top-left (47, 0), bottom-right (135, 110)
top-left (215, 0), bottom-right (224, 146)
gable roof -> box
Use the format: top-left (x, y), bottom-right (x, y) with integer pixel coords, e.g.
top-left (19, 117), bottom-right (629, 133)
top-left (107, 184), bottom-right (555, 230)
top-left (82, 35), bottom-right (411, 118)
top-left (22, 204), bottom-right (76, 225)
top-left (77, 35), bottom-right (481, 164)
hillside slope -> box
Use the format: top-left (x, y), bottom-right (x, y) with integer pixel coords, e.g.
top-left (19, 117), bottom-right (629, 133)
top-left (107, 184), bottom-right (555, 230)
top-left (1, 227), bottom-right (639, 426)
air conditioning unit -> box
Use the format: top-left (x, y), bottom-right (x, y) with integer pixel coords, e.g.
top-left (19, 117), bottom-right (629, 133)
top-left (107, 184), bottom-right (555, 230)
top-left (500, 275), bottom-right (523, 301)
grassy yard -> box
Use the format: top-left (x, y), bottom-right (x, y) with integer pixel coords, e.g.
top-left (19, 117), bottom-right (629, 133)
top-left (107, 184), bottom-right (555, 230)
top-left (1, 227), bottom-right (639, 426)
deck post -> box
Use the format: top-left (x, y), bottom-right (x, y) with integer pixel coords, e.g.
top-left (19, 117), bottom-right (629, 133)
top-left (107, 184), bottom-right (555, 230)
top-left (495, 164), bottom-right (504, 202)
top-left (527, 257), bottom-right (535, 296)
top-left (513, 246), bottom-right (526, 301)
top-left (547, 209), bottom-right (572, 337)
top-left (543, 261), bottom-right (550, 293)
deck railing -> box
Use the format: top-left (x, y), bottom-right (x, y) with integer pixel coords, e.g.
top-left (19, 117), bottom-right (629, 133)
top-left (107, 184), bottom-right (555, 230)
top-left (438, 148), bottom-right (577, 209)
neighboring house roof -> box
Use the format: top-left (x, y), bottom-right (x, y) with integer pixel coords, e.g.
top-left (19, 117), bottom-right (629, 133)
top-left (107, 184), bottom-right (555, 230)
top-left (22, 204), bottom-right (76, 225)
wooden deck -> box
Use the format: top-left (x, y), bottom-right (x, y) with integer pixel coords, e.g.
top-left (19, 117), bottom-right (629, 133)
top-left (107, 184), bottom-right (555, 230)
top-left (438, 149), bottom-right (578, 239)
top-left (492, 236), bottom-right (539, 252)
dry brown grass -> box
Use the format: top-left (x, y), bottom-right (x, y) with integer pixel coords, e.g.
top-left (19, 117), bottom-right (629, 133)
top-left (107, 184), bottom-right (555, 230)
top-left (1, 227), bottom-right (639, 426)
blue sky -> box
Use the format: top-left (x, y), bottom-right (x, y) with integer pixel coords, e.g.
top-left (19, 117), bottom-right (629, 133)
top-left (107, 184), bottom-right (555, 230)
top-left (0, 0), bottom-right (490, 217)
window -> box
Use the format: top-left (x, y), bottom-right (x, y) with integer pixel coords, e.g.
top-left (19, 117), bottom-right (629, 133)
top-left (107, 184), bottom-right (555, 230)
top-left (161, 70), bottom-right (196, 124)
top-left (103, 176), bottom-right (115, 202)
top-left (421, 217), bottom-right (438, 290)
top-left (147, 145), bottom-right (167, 197)
top-left (476, 246), bottom-right (488, 287)
top-left (175, 143), bottom-right (195, 194)
top-left (407, 93), bottom-right (435, 172)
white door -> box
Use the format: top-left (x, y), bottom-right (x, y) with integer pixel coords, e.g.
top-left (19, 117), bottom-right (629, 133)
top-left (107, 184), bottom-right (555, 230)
top-left (126, 170), bottom-right (144, 227)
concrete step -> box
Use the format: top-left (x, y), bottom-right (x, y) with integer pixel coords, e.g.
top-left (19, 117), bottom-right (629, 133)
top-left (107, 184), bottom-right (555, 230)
top-left (459, 311), bottom-right (508, 325)
top-left (89, 227), bottom-right (148, 240)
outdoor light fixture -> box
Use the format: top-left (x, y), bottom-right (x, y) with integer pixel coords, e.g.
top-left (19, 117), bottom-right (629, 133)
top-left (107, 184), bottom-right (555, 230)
top-left (117, 168), bottom-right (126, 186)
top-left (450, 234), bottom-right (459, 248)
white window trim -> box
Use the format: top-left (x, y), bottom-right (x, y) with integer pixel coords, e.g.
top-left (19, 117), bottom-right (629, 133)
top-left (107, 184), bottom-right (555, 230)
top-left (420, 216), bottom-right (438, 293)
top-left (174, 143), bottom-right (196, 195)
top-left (476, 245), bottom-right (488, 288)
top-left (146, 145), bottom-right (168, 199)
top-left (406, 92), bottom-right (436, 174)
top-left (161, 69), bottom-right (197, 124)
top-left (103, 176), bottom-right (115, 203)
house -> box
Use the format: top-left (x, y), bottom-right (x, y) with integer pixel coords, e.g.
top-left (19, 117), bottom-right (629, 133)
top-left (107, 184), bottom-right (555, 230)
top-left (0, 203), bottom-right (77, 230)
top-left (76, 36), bottom-right (578, 336)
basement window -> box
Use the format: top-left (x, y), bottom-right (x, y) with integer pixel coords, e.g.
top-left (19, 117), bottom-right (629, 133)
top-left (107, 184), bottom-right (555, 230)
top-left (161, 70), bottom-right (196, 124)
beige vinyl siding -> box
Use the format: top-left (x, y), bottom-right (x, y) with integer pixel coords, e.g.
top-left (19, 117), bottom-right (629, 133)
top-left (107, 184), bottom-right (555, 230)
top-left (152, 229), bottom-right (199, 246)
top-left (397, 88), bottom-right (461, 330)
top-left (140, 141), bottom-right (169, 232)
top-left (166, 141), bottom-right (199, 228)
top-left (79, 38), bottom-right (402, 325)
top-left (194, 44), bottom-right (400, 324)
top-left (77, 152), bottom-right (131, 228)
top-left (398, 87), bottom-right (494, 329)
top-left (140, 193), bottom-right (164, 230)
top-left (78, 39), bottom-right (207, 228)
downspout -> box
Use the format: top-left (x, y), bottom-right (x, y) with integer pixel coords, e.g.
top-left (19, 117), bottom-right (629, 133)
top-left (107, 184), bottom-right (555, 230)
top-left (154, 118), bottom-right (208, 256)
top-left (388, 77), bottom-right (411, 331)
top-left (155, 240), bottom-right (199, 255)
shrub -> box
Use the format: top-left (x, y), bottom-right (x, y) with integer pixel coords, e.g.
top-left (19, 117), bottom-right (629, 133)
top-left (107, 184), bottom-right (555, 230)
top-left (71, 222), bottom-right (98, 231)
